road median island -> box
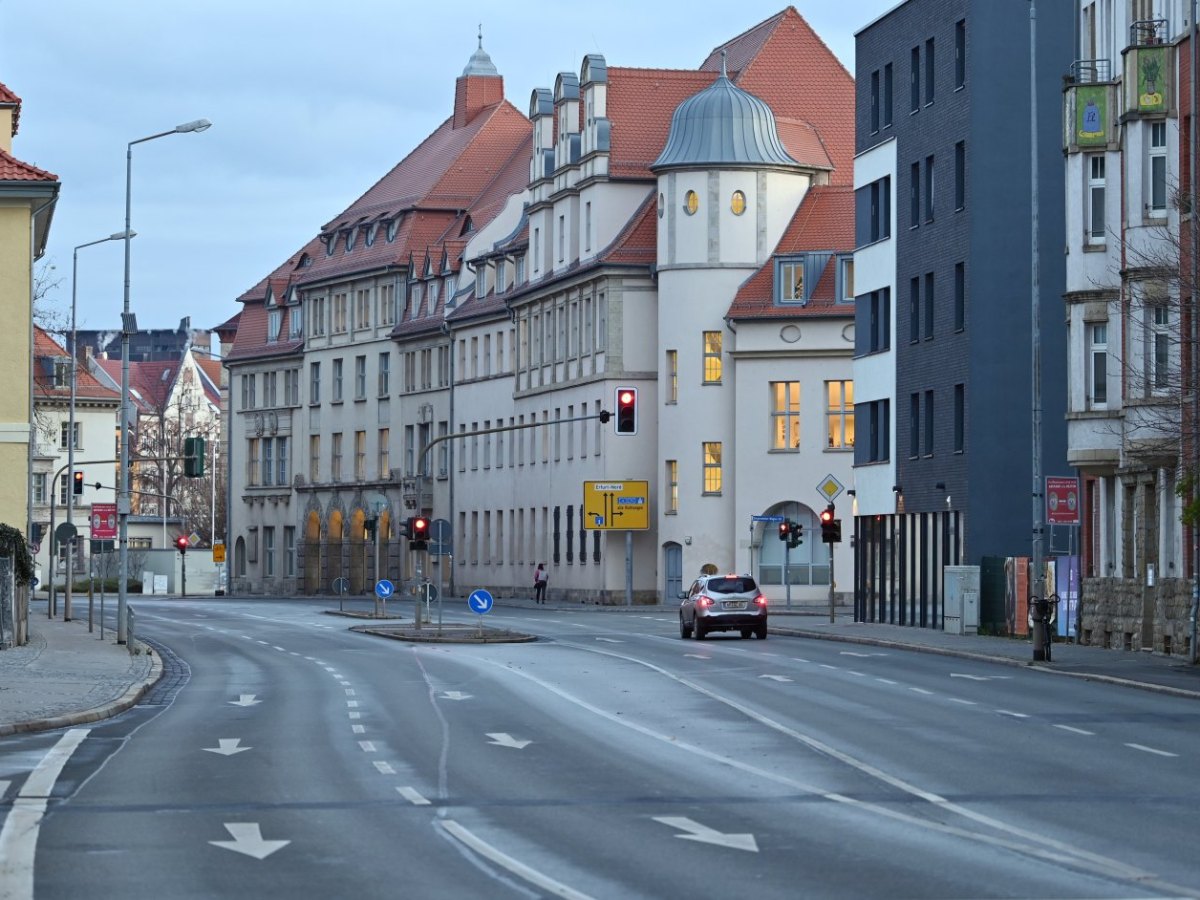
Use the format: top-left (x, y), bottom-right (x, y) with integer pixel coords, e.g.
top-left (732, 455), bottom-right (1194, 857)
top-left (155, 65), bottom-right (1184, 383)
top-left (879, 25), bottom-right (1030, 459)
top-left (350, 622), bottom-right (537, 644)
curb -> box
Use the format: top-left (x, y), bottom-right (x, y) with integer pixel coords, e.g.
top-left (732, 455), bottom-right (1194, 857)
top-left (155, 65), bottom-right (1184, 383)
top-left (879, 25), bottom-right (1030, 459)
top-left (0, 648), bottom-right (165, 737)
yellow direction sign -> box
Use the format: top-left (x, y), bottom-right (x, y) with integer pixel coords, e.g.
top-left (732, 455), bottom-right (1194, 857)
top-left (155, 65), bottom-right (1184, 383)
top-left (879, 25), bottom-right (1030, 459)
top-left (583, 480), bottom-right (649, 530)
top-left (212, 541), bottom-right (226, 563)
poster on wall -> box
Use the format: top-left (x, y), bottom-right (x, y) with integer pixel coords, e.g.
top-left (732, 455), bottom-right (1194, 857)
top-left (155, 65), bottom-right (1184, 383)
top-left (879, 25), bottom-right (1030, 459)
top-left (1136, 46), bottom-right (1167, 114)
top-left (1075, 84), bottom-right (1107, 147)
top-left (1055, 555), bottom-right (1080, 639)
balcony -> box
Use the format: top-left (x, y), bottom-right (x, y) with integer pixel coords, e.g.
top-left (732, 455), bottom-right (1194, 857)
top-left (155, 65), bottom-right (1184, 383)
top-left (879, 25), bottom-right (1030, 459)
top-left (1123, 24), bottom-right (1173, 117)
top-left (1064, 67), bottom-right (1116, 152)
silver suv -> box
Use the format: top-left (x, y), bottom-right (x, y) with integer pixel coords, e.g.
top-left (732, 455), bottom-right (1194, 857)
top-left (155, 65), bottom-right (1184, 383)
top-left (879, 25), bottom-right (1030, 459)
top-left (678, 574), bottom-right (767, 640)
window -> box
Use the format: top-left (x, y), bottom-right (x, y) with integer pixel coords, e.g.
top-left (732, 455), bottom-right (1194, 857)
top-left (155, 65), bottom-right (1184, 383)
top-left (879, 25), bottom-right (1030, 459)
top-left (838, 257), bottom-right (854, 304)
top-left (685, 190), bottom-right (699, 215)
top-left (955, 19), bottom-right (966, 89)
top-left (247, 438), bottom-right (260, 487)
top-left (264, 371), bottom-right (277, 407)
top-left (924, 155), bottom-right (935, 222)
top-left (276, 436), bottom-right (288, 486)
top-left (32, 472), bottom-right (46, 505)
top-left (910, 46), bottom-right (920, 112)
top-left (58, 473), bottom-right (70, 508)
top-left (264, 527), bottom-right (275, 577)
top-left (332, 358), bottom-right (344, 402)
top-left (703, 331), bottom-right (722, 383)
top-left (262, 438), bottom-right (273, 486)
top-left (666, 459), bottom-right (678, 514)
top-left (870, 70), bottom-right (880, 133)
top-left (354, 431), bottom-right (366, 480)
top-left (954, 383), bottom-right (965, 452)
top-left (333, 292), bottom-right (348, 333)
top-left (355, 289), bottom-right (370, 329)
top-left (380, 283), bottom-right (395, 326)
top-left (702, 442), bottom-right (722, 494)
top-left (909, 393), bottom-right (920, 458)
top-left (60, 421), bottom-right (80, 450)
top-left (826, 381), bottom-right (854, 449)
top-left (267, 308), bottom-right (282, 342)
top-left (882, 63), bottom-right (893, 128)
top-left (954, 262), bottom-right (966, 331)
top-left (924, 272), bottom-right (934, 339)
top-left (910, 162), bottom-right (921, 228)
top-left (558, 214), bottom-right (565, 262)
top-left (955, 141), bottom-right (965, 211)
top-left (378, 428), bottom-right (390, 478)
top-left (285, 368), bottom-right (299, 406)
top-left (780, 261), bottom-right (804, 300)
top-left (284, 527), bottom-right (296, 577)
top-left (854, 399), bottom-right (890, 464)
top-left (378, 352), bottom-right (390, 396)
top-left (241, 374), bottom-right (255, 410)
top-left (771, 382), bottom-right (801, 449)
top-left (1152, 304), bottom-right (1171, 391)
top-left (585, 202), bottom-right (592, 251)
top-left (311, 296), bottom-right (326, 336)
top-left (309, 435), bottom-right (320, 482)
top-left (909, 277), bottom-right (920, 343)
top-left (309, 362), bottom-right (320, 404)
top-left (355, 355), bottom-right (367, 400)
top-left (1149, 121), bottom-right (1167, 215)
top-left (856, 287), bottom-right (891, 354)
top-left (666, 350), bottom-right (678, 403)
top-left (923, 390), bottom-right (935, 456)
top-left (289, 301), bottom-right (303, 338)
top-left (924, 38), bottom-right (935, 105)
top-left (331, 433), bottom-right (343, 481)
top-left (1087, 154), bottom-right (1106, 244)
top-left (855, 176), bottom-right (891, 245)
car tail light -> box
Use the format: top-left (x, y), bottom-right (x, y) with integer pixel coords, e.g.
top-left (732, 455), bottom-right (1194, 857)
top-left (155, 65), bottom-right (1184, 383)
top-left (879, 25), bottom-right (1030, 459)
top-left (697, 596), bottom-right (714, 608)
top-left (754, 595), bottom-right (768, 607)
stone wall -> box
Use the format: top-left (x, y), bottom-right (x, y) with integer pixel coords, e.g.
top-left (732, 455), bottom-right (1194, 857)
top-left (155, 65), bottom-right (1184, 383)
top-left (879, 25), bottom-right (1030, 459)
top-left (1080, 576), bottom-right (1194, 657)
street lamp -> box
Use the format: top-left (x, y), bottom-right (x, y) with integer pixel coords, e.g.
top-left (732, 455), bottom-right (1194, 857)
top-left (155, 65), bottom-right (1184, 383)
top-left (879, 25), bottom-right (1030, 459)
top-left (65, 230), bottom-right (133, 623)
top-left (118, 118), bottom-right (211, 644)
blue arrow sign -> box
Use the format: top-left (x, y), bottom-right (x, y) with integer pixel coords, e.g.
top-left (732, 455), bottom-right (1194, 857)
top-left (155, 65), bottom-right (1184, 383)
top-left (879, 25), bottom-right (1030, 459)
top-left (468, 589), bottom-right (494, 614)
top-left (375, 579), bottom-right (395, 600)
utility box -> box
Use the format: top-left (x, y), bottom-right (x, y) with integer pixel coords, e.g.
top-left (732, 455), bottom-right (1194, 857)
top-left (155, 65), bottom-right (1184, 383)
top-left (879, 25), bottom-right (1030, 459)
top-left (943, 565), bottom-right (981, 635)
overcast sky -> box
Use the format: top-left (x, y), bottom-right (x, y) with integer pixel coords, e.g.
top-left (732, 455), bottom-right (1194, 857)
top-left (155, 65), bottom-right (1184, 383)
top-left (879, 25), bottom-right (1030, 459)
top-left (3, 0), bottom-right (897, 336)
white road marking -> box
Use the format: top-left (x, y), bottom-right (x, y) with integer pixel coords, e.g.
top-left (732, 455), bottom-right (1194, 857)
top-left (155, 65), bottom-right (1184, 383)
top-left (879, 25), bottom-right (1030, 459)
top-left (759, 675), bottom-right (792, 682)
top-left (272, 645), bottom-right (286, 652)
top-left (840, 651), bottom-right (887, 658)
top-left (348, 712), bottom-right (361, 720)
top-left (439, 820), bottom-right (595, 900)
top-left (684, 654), bottom-right (710, 660)
top-left (486, 732), bottom-right (532, 749)
top-left (909, 687), bottom-right (934, 695)
top-left (595, 637), bottom-right (624, 643)
top-left (790, 657), bottom-right (811, 663)
top-left (995, 710), bottom-right (1029, 719)
top-left (397, 786), bottom-right (430, 805)
top-left (345, 689), bottom-right (356, 696)
top-left (255, 640), bottom-right (269, 645)
top-left (653, 816), bottom-right (758, 852)
top-left (441, 691), bottom-right (473, 700)
top-left (950, 673), bottom-right (1011, 681)
top-left (203, 739), bottom-right (251, 756)
top-left (352, 725), bottom-right (365, 734)
top-left (0, 729), bottom-right (90, 900)
top-left (949, 698), bottom-right (977, 706)
top-left (1126, 743), bottom-right (1178, 758)
top-left (358, 741), bottom-right (377, 752)
top-left (1053, 724), bottom-right (1094, 736)
top-left (229, 694), bottom-right (261, 706)
top-left (847, 671), bottom-right (867, 677)
top-left (373, 761), bottom-right (396, 774)
top-left (347, 701), bottom-right (360, 708)
top-left (208, 822), bottom-right (289, 860)
top-left (875, 678), bottom-right (898, 685)
top-left (820, 664), bottom-right (838, 670)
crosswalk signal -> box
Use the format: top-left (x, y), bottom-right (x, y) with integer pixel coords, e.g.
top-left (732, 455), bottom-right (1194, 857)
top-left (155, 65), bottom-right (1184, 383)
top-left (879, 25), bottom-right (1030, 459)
top-left (615, 387), bottom-right (638, 435)
top-left (411, 516), bottom-right (429, 550)
top-left (72, 470), bottom-right (84, 495)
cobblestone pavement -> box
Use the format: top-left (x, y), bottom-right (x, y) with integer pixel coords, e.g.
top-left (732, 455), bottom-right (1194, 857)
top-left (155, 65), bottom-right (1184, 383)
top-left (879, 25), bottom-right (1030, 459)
top-left (0, 605), bottom-right (160, 736)
top-left (2, 596), bottom-right (1197, 737)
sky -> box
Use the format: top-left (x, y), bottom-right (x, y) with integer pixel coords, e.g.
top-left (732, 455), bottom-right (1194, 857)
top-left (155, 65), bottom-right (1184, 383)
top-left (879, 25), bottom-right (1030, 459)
top-left (3, 0), bottom-right (898, 336)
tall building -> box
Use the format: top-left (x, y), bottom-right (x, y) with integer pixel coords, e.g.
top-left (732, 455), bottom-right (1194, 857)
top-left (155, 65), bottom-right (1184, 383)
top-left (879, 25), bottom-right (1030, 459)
top-left (226, 10), bottom-right (860, 604)
top-left (852, 1), bottom-right (1075, 625)
top-left (0, 82), bottom-right (58, 542)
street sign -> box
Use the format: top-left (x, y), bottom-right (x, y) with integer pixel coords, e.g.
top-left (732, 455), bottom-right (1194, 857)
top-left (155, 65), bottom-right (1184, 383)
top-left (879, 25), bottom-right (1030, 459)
top-left (752, 515), bottom-right (785, 523)
top-left (375, 579), bottom-right (395, 600)
top-left (54, 522), bottom-right (78, 545)
top-left (189, 531), bottom-right (202, 547)
top-left (212, 541), bottom-right (226, 563)
top-left (90, 502), bottom-right (118, 539)
top-left (332, 576), bottom-right (350, 595)
top-left (583, 480), bottom-right (649, 530)
top-left (468, 589), bottom-right (494, 614)
top-left (90, 539), bottom-right (114, 554)
top-left (1046, 476), bottom-right (1080, 525)
top-left (429, 518), bottom-right (453, 556)
top-left (817, 474), bottom-right (844, 503)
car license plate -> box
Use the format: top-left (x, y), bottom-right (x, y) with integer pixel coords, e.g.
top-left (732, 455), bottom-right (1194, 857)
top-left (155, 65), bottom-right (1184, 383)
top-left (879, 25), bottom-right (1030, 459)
top-left (723, 601), bottom-right (746, 610)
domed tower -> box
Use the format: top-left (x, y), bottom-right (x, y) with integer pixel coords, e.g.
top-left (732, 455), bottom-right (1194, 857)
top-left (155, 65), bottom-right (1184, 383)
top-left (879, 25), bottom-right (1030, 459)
top-left (454, 28), bottom-right (503, 129)
top-left (650, 55), bottom-right (813, 571)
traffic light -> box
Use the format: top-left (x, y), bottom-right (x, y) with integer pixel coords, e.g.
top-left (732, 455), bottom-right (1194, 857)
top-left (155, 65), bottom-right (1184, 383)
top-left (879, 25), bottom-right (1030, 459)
top-left (410, 516), bottom-right (429, 550)
top-left (788, 520), bottom-right (803, 549)
top-left (778, 520), bottom-right (791, 542)
top-left (184, 436), bottom-right (205, 477)
top-left (72, 470), bottom-right (84, 495)
top-left (175, 534), bottom-right (189, 554)
top-left (820, 504), bottom-right (842, 543)
top-left (615, 386), bottom-right (638, 435)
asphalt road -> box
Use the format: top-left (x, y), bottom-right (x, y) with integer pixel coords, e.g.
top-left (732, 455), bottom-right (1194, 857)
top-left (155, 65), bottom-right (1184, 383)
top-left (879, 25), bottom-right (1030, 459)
top-left (4, 598), bottom-right (1199, 899)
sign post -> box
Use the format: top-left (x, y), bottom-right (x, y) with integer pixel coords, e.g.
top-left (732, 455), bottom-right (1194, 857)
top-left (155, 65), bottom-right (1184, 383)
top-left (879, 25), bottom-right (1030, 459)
top-left (468, 589), bottom-right (493, 638)
top-left (583, 481), bottom-right (649, 605)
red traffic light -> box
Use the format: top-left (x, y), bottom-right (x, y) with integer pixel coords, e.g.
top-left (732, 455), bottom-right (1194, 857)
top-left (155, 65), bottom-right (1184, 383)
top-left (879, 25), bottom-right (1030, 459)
top-left (72, 470), bottom-right (84, 495)
top-left (411, 517), bottom-right (430, 544)
top-left (615, 386), bottom-right (638, 435)
top-left (820, 505), bottom-right (835, 524)
top-left (175, 535), bottom-right (189, 553)
top-left (778, 521), bottom-right (790, 541)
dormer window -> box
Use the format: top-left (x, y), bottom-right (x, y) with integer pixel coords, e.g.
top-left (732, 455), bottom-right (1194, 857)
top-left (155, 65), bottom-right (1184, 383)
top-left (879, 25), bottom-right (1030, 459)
top-left (324, 235), bottom-right (336, 257)
top-left (289, 303), bottom-right (304, 338)
top-left (344, 229), bottom-right (355, 252)
top-left (496, 259), bottom-right (506, 294)
top-left (775, 253), bottom-right (833, 306)
top-left (780, 261), bottom-right (804, 301)
top-left (516, 256), bottom-right (526, 284)
top-left (475, 266), bottom-right (485, 298)
top-left (386, 218), bottom-right (398, 242)
top-left (428, 280), bottom-right (440, 307)
top-left (268, 308), bottom-right (283, 342)
top-left (365, 223), bottom-right (378, 247)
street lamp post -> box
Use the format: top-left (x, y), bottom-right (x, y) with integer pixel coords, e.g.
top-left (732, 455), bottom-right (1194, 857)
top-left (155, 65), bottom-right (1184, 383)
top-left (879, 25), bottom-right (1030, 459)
top-left (65, 231), bottom-right (132, 623)
top-left (118, 118), bottom-right (210, 645)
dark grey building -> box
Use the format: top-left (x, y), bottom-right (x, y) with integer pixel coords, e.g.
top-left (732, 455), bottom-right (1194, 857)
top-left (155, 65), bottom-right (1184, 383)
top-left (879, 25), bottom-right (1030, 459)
top-left (852, 0), bottom-right (1075, 625)
top-left (76, 317), bottom-right (215, 362)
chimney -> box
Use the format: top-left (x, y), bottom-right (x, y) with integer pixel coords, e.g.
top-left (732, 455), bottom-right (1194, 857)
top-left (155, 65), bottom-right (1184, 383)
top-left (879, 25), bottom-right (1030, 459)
top-left (454, 29), bottom-right (503, 129)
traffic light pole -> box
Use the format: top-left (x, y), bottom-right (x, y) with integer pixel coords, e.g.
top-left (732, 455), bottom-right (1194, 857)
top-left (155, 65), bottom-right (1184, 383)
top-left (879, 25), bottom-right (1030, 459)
top-left (829, 546), bottom-right (836, 624)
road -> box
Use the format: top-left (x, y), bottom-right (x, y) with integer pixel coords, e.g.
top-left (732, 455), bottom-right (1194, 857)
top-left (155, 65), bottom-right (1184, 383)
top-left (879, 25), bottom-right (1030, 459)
top-left (3, 597), bottom-right (1199, 899)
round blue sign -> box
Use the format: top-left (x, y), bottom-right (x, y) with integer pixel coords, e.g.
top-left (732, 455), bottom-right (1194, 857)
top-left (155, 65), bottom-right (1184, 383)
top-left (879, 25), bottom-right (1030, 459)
top-left (468, 589), bottom-right (494, 614)
top-left (375, 579), bottom-right (395, 600)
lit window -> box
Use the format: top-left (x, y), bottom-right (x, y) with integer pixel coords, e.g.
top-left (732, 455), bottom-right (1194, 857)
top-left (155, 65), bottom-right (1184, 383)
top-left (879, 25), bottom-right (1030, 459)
top-left (771, 382), bottom-right (801, 449)
top-left (684, 190), bottom-right (699, 216)
top-left (780, 261), bottom-right (804, 301)
top-left (666, 459), bottom-right (678, 513)
top-left (666, 350), bottom-right (678, 403)
top-left (703, 331), bottom-right (722, 384)
top-left (826, 381), bottom-right (854, 449)
top-left (702, 442), bottom-right (722, 494)
top-left (731, 191), bottom-right (746, 215)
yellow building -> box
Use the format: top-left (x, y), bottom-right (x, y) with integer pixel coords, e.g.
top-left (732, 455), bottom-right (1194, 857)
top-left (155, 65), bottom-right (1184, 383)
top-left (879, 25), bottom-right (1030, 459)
top-left (0, 82), bottom-right (59, 541)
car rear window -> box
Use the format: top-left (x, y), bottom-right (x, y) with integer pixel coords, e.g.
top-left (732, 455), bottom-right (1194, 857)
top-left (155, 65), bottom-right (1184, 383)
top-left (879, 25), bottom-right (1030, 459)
top-left (706, 577), bottom-right (757, 594)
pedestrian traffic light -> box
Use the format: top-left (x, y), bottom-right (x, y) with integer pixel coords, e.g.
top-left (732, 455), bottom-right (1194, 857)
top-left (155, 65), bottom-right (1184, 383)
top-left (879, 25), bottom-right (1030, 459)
top-left (175, 534), bottom-right (189, 554)
top-left (184, 436), bottom-right (205, 477)
top-left (72, 470), bottom-right (84, 495)
top-left (615, 386), bottom-right (638, 435)
top-left (410, 516), bottom-right (429, 550)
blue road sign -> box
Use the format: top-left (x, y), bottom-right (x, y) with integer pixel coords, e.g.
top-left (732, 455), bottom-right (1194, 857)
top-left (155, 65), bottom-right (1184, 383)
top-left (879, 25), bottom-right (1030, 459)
top-left (375, 579), bottom-right (395, 600)
top-left (468, 589), bottom-right (494, 614)
top-left (752, 515), bottom-right (786, 523)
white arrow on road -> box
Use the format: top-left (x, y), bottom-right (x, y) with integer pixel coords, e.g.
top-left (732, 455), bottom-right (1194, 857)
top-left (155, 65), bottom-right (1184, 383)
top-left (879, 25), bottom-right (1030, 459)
top-left (441, 691), bottom-right (473, 700)
top-left (949, 673), bottom-right (1012, 681)
top-left (203, 739), bottom-right (251, 756)
top-left (486, 732), bottom-right (532, 749)
top-left (229, 694), bottom-right (261, 706)
top-left (209, 823), bottom-right (290, 859)
top-left (758, 674), bottom-right (793, 682)
top-left (653, 816), bottom-right (758, 852)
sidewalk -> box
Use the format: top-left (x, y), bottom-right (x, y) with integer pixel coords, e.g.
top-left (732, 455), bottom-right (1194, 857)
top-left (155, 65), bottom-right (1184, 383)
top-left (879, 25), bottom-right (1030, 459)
top-left (0, 604), bottom-right (160, 736)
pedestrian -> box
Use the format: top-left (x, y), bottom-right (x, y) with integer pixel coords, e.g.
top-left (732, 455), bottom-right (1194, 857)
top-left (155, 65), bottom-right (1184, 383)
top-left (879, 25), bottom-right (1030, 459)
top-left (534, 563), bottom-right (548, 604)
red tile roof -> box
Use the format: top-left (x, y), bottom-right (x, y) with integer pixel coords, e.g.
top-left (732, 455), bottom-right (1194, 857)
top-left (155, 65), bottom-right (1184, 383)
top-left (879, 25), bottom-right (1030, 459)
top-left (727, 184), bottom-right (854, 320)
top-left (0, 82), bottom-right (20, 136)
top-left (0, 148), bottom-right (57, 182)
top-left (606, 68), bottom-right (714, 180)
top-left (33, 327), bottom-right (120, 403)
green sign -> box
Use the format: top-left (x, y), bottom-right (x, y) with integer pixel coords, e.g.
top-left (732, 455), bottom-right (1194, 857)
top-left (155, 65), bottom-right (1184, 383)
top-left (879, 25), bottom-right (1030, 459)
top-left (1137, 46), bottom-right (1167, 114)
top-left (1075, 85), bottom-right (1107, 147)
